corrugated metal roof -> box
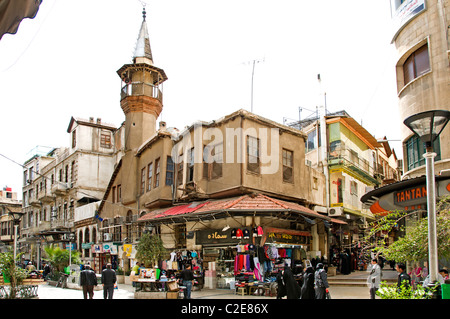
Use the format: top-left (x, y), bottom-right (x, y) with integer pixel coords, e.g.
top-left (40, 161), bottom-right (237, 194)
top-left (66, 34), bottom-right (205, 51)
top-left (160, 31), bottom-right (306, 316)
top-left (138, 194), bottom-right (330, 222)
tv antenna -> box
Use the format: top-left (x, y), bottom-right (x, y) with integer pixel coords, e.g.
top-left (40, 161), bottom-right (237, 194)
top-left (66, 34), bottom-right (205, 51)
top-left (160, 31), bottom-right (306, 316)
top-left (243, 57), bottom-right (265, 113)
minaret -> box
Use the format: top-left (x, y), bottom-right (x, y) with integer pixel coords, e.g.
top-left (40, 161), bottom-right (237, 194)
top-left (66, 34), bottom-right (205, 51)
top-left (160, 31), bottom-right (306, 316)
top-left (117, 7), bottom-right (168, 151)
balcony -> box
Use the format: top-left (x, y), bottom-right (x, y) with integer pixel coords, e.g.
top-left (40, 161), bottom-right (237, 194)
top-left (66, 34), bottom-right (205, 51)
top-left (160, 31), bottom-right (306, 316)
top-left (51, 218), bottom-right (73, 230)
top-left (328, 144), bottom-right (378, 185)
top-left (120, 82), bottom-right (163, 103)
top-left (51, 183), bottom-right (68, 195)
top-left (38, 189), bottom-right (55, 203)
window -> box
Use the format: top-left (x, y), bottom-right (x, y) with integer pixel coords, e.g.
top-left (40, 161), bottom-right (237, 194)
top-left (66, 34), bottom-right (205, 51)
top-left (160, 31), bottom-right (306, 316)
top-left (140, 167), bottom-right (146, 194)
top-left (403, 44), bottom-right (430, 85)
top-left (71, 161), bottom-right (76, 183)
top-left (187, 148), bottom-right (194, 182)
top-left (282, 149), bottom-right (294, 183)
top-left (72, 129), bottom-right (76, 148)
top-left (177, 154), bottom-right (184, 186)
top-left (147, 162), bottom-right (153, 191)
top-left (203, 144), bottom-right (223, 180)
top-left (154, 158), bottom-right (160, 188)
top-left (165, 156), bottom-right (174, 186)
top-left (406, 135), bottom-right (441, 171)
top-left (112, 186), bottom-right (116, 203)
top-left (305, 129), bottom-right (319, 152)
top-left (100, 132), bottom-right (112, 148)
top-left (117, 185), bottom-right (122, 202)
top-left (337, 178), bottom-right (344, 203)
top-left (247, 136), bottom-right (260, 173)
top-left (350, 181), bottom-right (358, 196)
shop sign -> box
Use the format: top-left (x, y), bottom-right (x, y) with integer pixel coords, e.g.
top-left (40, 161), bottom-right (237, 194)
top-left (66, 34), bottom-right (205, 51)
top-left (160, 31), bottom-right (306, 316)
top-left (65, 243), bottom-right (76, 250)
top-left (122, 244), bottom-right (133, 257)
top-left (265, 227), bottom-right (310, 245)
top-left (394, 185), bottom-right (427, 206)
top-left (196, 228), bottom-right (252, 245)
top-left (102, 243), bottom-right (117, 254)
top-left (92, 244), bottom-right (103, 253)
top-left (82, 242), bottom-right (93, 249)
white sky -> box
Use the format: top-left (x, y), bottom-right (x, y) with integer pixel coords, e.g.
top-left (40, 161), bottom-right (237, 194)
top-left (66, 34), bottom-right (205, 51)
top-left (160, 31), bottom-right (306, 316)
top-left (0, 0), bottom-right (401, 199)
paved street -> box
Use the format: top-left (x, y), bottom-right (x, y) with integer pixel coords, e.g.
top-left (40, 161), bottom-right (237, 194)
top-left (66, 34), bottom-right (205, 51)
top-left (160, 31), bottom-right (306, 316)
top-left (35, 270), bottom-right (398, 300)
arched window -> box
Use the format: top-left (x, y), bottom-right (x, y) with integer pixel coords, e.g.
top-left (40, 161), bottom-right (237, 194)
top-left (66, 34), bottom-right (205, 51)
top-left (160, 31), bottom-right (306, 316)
top-left (84, 228), bottom-right (90, 258)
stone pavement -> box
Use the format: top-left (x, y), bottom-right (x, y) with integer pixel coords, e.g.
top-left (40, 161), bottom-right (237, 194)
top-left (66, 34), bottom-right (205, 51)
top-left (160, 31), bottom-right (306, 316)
top-left (35, 269), bottom-right (399, 300)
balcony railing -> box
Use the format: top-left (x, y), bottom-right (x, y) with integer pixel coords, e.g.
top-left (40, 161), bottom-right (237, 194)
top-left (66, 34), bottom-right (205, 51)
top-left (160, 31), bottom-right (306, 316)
top-left (120, 82), bottom-right (163, 103)
top-left (328, 143), bottom-right (378, 184)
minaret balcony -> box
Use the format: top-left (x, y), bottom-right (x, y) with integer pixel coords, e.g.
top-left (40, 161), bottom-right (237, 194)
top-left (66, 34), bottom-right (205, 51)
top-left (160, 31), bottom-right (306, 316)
top-left (120, 82), bottom-right (163, 103)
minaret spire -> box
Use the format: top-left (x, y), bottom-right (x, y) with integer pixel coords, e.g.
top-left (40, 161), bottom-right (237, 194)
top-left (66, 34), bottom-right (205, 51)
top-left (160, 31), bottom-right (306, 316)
top-left (133, 6), bottom-right (153, 64)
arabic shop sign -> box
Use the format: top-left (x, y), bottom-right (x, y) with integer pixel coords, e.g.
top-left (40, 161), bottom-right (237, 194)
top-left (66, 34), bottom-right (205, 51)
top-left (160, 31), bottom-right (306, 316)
top-left (265, 227), bottom-right (311, 245)
top-left (196, 228), bottom-right (251, 245)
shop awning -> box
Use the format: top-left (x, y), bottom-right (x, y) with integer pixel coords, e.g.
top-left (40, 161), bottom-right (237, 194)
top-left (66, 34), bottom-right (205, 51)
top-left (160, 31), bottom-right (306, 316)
top-left (138, 193), bottom-right (331, 224)
top-left (361, 173), bottom-right (450, 216)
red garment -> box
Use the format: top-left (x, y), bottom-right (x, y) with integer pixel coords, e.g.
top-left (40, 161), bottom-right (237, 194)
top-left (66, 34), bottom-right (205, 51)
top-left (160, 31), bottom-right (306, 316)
top-left (236, 228), bottom-right (243, 239)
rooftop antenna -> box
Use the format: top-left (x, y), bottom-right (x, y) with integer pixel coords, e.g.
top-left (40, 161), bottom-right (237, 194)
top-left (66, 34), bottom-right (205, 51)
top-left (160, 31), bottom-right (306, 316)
top-left (243, 57), bottom-right (265, 113)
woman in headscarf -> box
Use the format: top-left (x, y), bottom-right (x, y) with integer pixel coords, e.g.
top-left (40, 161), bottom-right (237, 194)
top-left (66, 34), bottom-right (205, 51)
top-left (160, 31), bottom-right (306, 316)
top-left (314, 263), bottom-right (329, 299)
top-left (301, 266), bottom-right (315, 299)
top-left (283, 265), bottom-right (301, 299)
top-left (276, 269), bottom-right (286, 299)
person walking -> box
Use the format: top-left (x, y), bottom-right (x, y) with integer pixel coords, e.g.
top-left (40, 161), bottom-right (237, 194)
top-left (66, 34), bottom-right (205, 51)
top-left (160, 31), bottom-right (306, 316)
top-left (367, 258), bottom-right (382, 299)
top-left (314, 263), bottom-right (329, 299)
top-left (283, 265), bottom-right (301, 299)
top-left (180, 264), bottom-right (194, 299)
top-left (79, 264), bottom-right (98, 299)
top-left (101, 263), bottom-right (117, 299)
top-left (396, 263), bottom-right (411, 289)
top-left (275, 269), bottom-right (286, 299)
top-left (301, 266), bottom-right (315, 299)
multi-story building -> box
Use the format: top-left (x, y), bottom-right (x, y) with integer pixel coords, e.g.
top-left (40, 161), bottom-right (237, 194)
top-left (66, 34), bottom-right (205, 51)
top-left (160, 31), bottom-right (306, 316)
top-left (361, 0), bottom-right (450, 257)
top-left (390, 0), bottom-right (450, 178)
top-left (91, 10), bottom-right (334, 277)
top-left (20, 117), bottom-right (117, 263)
top-left (0, 187), bottom-right (22, 253)
top-left (292, 109), bottom-right (400, 250)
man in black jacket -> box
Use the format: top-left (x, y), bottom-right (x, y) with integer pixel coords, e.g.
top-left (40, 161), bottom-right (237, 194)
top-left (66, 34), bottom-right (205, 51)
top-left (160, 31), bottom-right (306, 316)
top-left (396, 263), bottom-right (411, 289)
top-left (79, 264), bottom-right (98, 299)
top-left (101, 263), bottom-right (117, 299)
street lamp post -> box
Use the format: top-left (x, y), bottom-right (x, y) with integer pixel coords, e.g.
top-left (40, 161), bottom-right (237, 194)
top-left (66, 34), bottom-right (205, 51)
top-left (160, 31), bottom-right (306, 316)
top-left (7, 209), bottom-right (25, 262)
top-left (403, 109), bottom-right (450, 294)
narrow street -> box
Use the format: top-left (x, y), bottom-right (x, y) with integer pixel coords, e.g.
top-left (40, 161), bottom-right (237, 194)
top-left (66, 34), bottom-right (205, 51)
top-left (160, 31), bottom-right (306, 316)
top-left (35, 269), bottom-right (398, 300)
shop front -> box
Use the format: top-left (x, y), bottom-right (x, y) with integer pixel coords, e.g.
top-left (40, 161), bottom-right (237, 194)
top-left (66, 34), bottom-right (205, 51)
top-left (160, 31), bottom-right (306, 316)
top-left (90, 242), bottom-right (119, 273)
top-left (195, 226), bottom-right (254, 289)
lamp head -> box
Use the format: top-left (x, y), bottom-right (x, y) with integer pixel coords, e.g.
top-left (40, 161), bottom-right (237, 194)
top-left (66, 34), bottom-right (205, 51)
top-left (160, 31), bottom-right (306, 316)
top-left (404, 110), bottom-right (450, 149)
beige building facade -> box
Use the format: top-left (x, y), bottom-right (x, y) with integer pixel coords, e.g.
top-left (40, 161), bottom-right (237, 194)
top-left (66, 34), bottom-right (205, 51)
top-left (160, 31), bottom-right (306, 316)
top-left (93, 12), bottom-right (333, 277)
top-left (390, 0), bottom-right (450, 178)
top-left (20, 117), bottom-right (117, 263)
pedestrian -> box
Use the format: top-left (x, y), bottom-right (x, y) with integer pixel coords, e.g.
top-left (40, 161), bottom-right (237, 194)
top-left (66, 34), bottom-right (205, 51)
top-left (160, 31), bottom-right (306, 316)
top-left (283, 265), bottom-right (301, 299)
top-left (275, 269), bottom-right (286, 299)
top-left (180, 264), bottom-right (194, 299)
top-left (43, 262), bottom-right (51, 280)
top-left (367, 258), bottom-right (381, 299)
top-left (396, 262), bottom-right (411, 289)
top-left (314, 263), bottom-right (329, 299)
top-left (79, 264), bottom-right (98, 299)
top-left (301, 266), bottom-right (315, 299)
top-left (101, 263), bottom-right (117, 299)
top-left (439, 268), bottom-right (449, 281)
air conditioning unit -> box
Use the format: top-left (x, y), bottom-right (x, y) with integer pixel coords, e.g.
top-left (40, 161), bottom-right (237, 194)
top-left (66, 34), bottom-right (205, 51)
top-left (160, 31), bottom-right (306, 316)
top-left (328, 207), bottom-right (344, 216)
top-left (104, 233), bottom-right (112, 241)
